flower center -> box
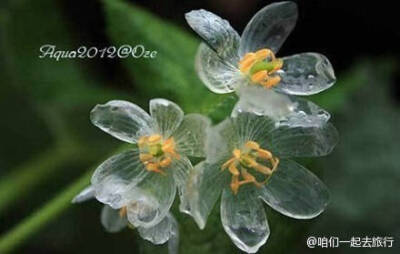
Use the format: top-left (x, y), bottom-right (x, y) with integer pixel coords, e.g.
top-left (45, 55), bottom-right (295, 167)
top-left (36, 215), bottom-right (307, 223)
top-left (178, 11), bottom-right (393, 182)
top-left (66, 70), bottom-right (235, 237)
top-left (238, 48), bottom-right (283, 88)
top-left (138, 134), bottom-right (180, 175)
top-left (221, 141), bottom-right (279, 194)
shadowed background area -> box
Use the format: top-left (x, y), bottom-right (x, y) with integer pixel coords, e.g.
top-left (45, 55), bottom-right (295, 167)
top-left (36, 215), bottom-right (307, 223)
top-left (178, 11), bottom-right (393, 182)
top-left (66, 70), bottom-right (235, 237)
top-left (0, 0), bottom-right (399, 253)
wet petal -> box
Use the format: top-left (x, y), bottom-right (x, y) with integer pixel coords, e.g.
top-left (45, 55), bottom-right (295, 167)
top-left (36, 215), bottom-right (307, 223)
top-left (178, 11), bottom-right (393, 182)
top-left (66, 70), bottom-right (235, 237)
top-left (259, 159), bottom-right (329, 219)
top-left (268, 121), bottom-right (338, 158)
top-left (221, 186), bottom-right (270, 253)
top-left (173, 113), bottom-right (211, 157)
top-left (206, 112), bottom-right (277, 163)
top-left (180, 161), bottom-right (229, 229)
top-left (72, 185), bottom-right (95, 204)
top-left (276, 53), bottom-right (336, 95)
top-left (126, 172), bottom-right (176, 228)
top-left (277, 96), bottom-right (330, 128)
top-left (233, 87), bottom-right (330, 128)
top-left (169, 156), bottom-right (193, 210)
top-left (239, 2), bottom-right (298, 56)
top-left (233, 86), bottom-right (294, 121)
top-left (196, 43), bottom-right (245, 94)
top-left (91, 100), bottom-right (152, 144)
top-left (205, 118), bottom-right (236, 164)
top-left (100, 205), bottom-right (128, 233)
top-left (149, 99), bottom-right (184, 138)
top-left (185, 9), bottom-right (240, 63)
top-left (231, 112), bottom-right (276, 147)
top-left (137, 213), bottom-right (179, 246)
top-left (91, 149), bottom-right (149, 209)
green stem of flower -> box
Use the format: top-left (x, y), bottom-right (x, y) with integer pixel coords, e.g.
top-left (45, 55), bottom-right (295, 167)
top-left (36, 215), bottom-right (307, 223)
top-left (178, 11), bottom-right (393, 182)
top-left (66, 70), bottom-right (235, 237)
top-left (0, 145), bottom-right (76, 214)
top-left (0, 145), bottom-right (129, 253)
top-left (0, 170), bottom-right (92, 253)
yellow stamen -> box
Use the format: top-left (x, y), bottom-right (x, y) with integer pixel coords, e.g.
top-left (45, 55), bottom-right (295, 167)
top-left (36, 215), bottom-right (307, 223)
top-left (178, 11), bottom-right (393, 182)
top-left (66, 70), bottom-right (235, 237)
top-left (253, 163), bottom-right (272, 175)
top-left (146, 163), bottom-right (166, 175)
top-left (255, 49), bottom-right (274, 61)
top-left (138, 136), bottom-right (147, 148)
top-left (251, 70), bottom-right (268, 83)
top-left (119, 206), bottom-right (127, 218)
top-left (139, 153), bottom-right (153, 162)
top-left (159, 157), bottom-right (172, 168)
top-left (238, 48), bottom-right (283, 88)
top-left (138, 134), bottom-right (178, 175)
top-left (228, 163), bottom-right (240, 176)
top-left (231, 175), bottom-right (240, 195)
top-left (257, 149), bottom-right (272, 160)
top-left (233, 149), bottom-right (241, 159)
top-left (260, 75), bottom-right (281, 88)
top-left (245, 141), bottom-right (260, 150)
top-left (222, 157), bottom-right (236, 170)
top-left (222, 141), bottom-right (279, 194)
top-left (148, 134), bottom-right (162, 143)
top-left (238, 53), bottom-right (256, 73)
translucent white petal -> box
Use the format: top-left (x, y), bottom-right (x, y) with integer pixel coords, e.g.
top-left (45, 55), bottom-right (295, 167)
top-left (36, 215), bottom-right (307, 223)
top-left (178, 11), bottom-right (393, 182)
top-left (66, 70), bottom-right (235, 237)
top-left (91, 149), bottom-right (149, 209)
top-left (259, 159), bottom-right (330, 219)
top-left (149, 99), bottom-right (184, 138)
top-left (206, 113), bottom-right (276, 164)
top-left (169, 156), bottom-right (193, 210)
top-left (221, 186), bottom-right (270, 253)
top-left (204, 118), bottom-right (236, 164)
top-left (233, 87), bottom-right (330, 128)
top-left (277, 96), bottom-right (330, 128)
top-left (126, 172), bottom-right (176, 228)
top-left (100, 205), bottom-right (128, 233)
top-left (173, 113), bottom-right (211, 157)
top-left (72, 185), bottom-right (95, 204)
top-left (239, 2), bottom-right (298, 56)
top-left (233, 87), bottom-right (294, 121)
top-left (196, 43), bottom-right (245, 94)
top-left (137, 213), bottom-right (179, 246)
top-left (231, 112), bottom-right (276, 147)
top-left (267, 122), bottom-right (339, 158)
top-left (179, 161), bottom-right (229, 229)
top-left (185, 9), bottom-right (240, 63)
top-left (90, 100), bottom-right (152, 143)
top-left (276, 53), bottom-right (336, 95)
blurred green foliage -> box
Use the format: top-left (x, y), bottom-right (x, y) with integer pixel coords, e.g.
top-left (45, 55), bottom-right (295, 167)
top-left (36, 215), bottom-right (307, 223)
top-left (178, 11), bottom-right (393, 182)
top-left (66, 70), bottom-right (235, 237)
top-left (307, 60), bottom-right (400, 254)
top-left (0, 0), bottom-right (399, 253)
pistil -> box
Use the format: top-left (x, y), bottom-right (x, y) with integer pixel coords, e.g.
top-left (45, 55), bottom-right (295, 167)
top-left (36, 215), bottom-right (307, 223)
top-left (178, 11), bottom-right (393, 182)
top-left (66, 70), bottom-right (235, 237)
top-left (222, 141), bottom-right (279, 194)
top-left (238, 48), bottom-right (283, 88)
top-left (138, 134), bottom-right (179, 175)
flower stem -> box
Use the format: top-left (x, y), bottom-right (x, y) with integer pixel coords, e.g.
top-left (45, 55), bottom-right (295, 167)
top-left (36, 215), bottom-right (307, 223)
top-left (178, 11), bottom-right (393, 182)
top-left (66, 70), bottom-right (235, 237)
top-left (0, 170), bottom-right (92, 253)
top-left (0, 145), bottom-right (129, 253)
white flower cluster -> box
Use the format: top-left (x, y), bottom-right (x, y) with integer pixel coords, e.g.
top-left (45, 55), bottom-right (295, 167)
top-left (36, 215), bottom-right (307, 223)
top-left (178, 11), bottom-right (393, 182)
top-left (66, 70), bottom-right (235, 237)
top-left (73, 2), bottom-right (338, 253)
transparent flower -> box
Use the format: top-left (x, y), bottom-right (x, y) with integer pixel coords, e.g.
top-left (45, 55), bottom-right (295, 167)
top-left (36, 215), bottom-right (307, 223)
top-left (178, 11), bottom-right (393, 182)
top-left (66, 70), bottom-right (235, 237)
top-left (185, 1), bottom-right (335, 96)
top-left (72, 186), bottom-right (179, 254)
top-left (89, 99), bottom-right (210, 228)
top-left (180, 111), bottom-right (338, 253)
top-left (233, 86), bottom-right (331, 128)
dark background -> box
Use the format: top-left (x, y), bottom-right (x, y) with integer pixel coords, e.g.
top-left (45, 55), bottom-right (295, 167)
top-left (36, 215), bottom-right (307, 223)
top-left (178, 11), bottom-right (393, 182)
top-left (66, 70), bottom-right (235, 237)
top-left (0, 0), bottom-right (399, 253)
